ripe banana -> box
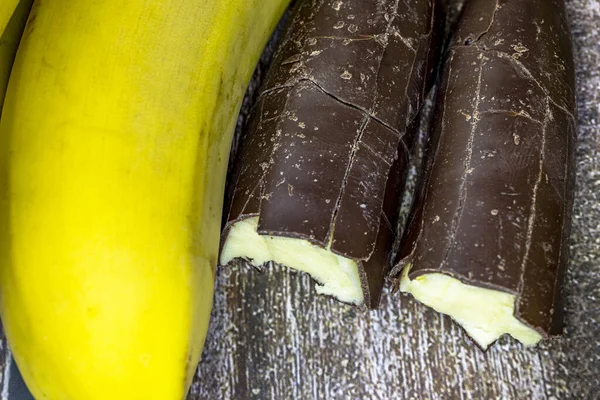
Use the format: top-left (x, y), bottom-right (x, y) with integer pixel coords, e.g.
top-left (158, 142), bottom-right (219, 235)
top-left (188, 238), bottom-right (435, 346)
top-left (0, 0), bottom-right (21, 36)
top-left (0, 0), bottom-right (290, 399)
top-left (0, 0), bottom-right (33, 113)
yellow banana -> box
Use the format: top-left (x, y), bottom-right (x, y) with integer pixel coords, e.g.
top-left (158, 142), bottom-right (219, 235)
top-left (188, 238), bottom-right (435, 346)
top-left (0, 0), bottom-right (33, 113)
top-left (0, 0), bottom-right (20, 36)
top-left (0, 0), bottom-right (290, 399)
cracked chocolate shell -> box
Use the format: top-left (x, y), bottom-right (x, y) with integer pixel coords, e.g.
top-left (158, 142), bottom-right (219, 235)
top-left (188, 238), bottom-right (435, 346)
top-left (394, 0), bottom-right (577, 348)
top-left (220, 0), bottom-right (444, 308)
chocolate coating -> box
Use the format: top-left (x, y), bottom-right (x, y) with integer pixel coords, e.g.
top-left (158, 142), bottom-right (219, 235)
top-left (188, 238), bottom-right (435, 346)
top-left (395, 0), bottom-right (576, 336)
top-left (223, 0), bottom-right (444, 308)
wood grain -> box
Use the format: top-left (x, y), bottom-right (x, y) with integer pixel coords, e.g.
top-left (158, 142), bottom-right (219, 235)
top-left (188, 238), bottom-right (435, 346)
top-left (191, 263), bottom-right (571, 400)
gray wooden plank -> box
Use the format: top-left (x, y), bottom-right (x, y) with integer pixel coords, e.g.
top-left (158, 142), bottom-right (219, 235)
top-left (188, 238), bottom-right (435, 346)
top-left (0, 338), bottom-right (9, 399)
top-left (191, 263), bottom-right (572, 400)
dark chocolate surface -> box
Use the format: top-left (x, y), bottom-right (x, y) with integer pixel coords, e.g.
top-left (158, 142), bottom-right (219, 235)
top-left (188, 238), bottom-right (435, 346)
top-left (396, 0), bottom-right (577, 338)
top-left (198, 0), bottom-right (600, 396)
top-left (223, 0), bottom-right (443, 307)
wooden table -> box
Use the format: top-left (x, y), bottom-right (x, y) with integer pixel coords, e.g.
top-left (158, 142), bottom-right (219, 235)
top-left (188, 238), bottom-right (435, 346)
top-left (1, 0), bottom-right (599, 398)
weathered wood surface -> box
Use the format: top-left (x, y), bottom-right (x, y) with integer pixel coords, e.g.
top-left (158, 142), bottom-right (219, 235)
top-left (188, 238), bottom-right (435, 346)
top-left (2, 0), bottom-right (599, 399)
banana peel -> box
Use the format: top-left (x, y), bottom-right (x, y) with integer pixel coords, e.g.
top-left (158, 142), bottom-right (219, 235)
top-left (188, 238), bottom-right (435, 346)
top-left (0, 0), bottom-right (33, 114)
top-left (0, 0), bottom-right (21, 37)
top-left (0, 0), bottom-right (290, 398)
